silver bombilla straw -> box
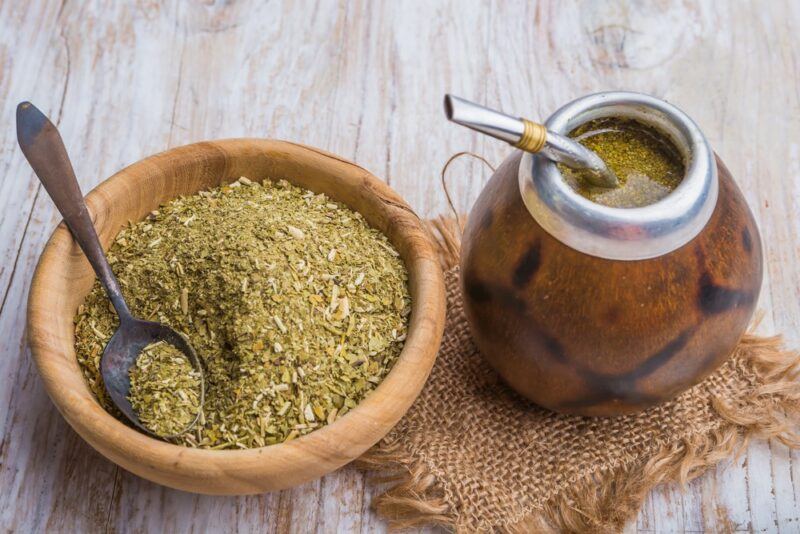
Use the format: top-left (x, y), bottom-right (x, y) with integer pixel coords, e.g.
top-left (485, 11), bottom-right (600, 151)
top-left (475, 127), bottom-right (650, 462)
top-left (443, 94), bottom-right (618, 188)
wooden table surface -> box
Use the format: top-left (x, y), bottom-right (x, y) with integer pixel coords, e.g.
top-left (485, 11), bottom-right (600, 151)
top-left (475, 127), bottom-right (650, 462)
top-left (2, 1), bottom-right (799, 532)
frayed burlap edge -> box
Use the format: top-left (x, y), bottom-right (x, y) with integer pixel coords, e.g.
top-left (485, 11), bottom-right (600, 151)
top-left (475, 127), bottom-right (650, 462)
top-left (357, 216), bottom-right (800, 533)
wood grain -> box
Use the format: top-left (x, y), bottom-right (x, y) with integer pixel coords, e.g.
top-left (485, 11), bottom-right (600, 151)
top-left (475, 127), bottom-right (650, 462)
top-left (1, 0), bottom-right (799, 531)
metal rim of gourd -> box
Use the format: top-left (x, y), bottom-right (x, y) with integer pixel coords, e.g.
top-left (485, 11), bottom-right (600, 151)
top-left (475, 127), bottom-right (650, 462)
top-left (518, 91), bottom-right (718, 261)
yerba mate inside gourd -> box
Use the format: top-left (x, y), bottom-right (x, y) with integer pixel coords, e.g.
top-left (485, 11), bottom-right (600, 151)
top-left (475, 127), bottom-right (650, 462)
top-left (74, 177), bottom-right (410, 449)
top-left (559, 118), bottom-right (686, 208)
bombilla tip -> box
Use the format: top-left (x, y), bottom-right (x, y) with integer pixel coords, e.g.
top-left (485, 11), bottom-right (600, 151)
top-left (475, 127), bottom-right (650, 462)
top-left (443, 94), bottom-right (454, 120)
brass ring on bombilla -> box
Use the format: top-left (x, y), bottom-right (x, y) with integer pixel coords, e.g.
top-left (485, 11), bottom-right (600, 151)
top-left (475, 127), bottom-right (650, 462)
top-left (514, 119), bottom-right (547, 153)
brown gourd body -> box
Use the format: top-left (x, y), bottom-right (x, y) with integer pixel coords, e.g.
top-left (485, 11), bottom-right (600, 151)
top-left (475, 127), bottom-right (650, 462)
top-left (461, 152), bottom-right (762, 416)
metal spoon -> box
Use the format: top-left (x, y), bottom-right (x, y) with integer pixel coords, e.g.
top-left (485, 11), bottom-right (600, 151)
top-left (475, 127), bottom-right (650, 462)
top-left (16, 101), bottom-right (204, 439)
top-left (443, 94), bottom-right (619, 188)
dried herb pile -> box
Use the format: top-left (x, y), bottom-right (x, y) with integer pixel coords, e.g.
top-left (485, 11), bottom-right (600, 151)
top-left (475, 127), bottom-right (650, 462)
top-left (129, 341), bottom-right (202, 437)
top-left (75, 177), bottom-right (411, 449)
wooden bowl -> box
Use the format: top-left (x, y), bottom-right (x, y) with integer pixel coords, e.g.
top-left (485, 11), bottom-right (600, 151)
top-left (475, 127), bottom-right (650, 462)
top-left (461, 152), bottom-right (762, 416)
top-left (27, 139), bottom-right (445, 494)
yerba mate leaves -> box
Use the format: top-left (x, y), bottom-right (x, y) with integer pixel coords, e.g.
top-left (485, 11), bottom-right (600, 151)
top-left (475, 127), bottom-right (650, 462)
top-left (128, 341), bottom-right (202, 437)
top-left (74, 177), bottom-right (410, 448)
top-left (559, 118), bottom-right (685, 208)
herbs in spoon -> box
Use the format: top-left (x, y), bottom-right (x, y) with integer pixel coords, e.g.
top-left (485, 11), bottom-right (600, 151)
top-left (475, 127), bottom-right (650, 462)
top-left (128, 341), bottom-right (202, 437)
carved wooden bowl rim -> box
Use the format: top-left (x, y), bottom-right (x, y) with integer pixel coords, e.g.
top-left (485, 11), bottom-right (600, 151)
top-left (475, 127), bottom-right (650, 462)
top-left (27, 139), bottom-right (446, 494)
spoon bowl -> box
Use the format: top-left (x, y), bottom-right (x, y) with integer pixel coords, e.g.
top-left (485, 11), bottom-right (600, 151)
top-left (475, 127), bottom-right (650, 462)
top-left (16, 101), bottom-right (204, 438)
top-left (101, 318), bottom-right (205, 438)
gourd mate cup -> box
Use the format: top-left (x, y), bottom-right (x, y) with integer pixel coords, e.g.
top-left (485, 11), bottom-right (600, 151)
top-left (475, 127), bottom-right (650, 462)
top-left (459, 92), bottom-right (763, 416)
top-left (27, 139), bottom-right (446, 493)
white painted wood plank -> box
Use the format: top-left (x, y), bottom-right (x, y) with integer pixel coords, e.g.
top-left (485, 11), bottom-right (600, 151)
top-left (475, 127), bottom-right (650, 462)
top-left (718, 2), bottom-right (800, 532)
top-left (109, 471), bottom-right (280, 534)
top-left (318, 467), bottom-right (365, 533)
top-left (0, 0), bottom-right (209, 531)
top-left (0, 1), bottom-right (67, 307)
top-left (275, 479), bottom-right (322, 532)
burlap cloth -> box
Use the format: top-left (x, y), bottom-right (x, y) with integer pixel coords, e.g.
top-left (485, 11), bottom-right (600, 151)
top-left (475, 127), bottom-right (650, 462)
top-left (358, 218), bottom-right (800, 533)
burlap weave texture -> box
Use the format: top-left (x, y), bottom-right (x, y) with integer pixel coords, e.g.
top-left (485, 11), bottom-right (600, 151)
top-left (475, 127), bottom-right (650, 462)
top-left (360, 220), bottom-right (800, 533)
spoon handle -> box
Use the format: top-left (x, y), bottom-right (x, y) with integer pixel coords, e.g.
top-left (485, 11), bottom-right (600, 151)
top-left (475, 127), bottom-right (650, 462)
top-left (16, 102), bottom-right (132, 321)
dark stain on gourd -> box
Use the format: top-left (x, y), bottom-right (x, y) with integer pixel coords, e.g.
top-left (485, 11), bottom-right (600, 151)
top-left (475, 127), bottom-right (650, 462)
top-left (615, 328), bottom-right (694, 380)
top-left (512, 241), bottom-right (541, 288)
top-left (487, 283), bottom-right (527, 314)
top-left (539, 331), bottom-right (567, 363)
top-left (464, 276), bottom-right (491, 304)
top-left (693, 243), bottom-right (755, 315)
top-left (480, 209), bottom-right (494, 230)
top-left (556, 331), bottom-right (697, 410)
top-left (556, 392), bottom-right (655, 411)
top-left (742, 227), bottom-right (753, 254)
top-left (602, 305), bottom-right (622, 325)
top-left (525, 323), bottom-right (695, 409)
top-left (525, 313), bottom-right (695, 379)
top-left (698, 272), bottom-right (755, 315)
top-left (464, 276), bottom-right (527, 314)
